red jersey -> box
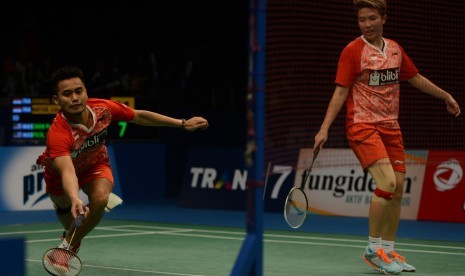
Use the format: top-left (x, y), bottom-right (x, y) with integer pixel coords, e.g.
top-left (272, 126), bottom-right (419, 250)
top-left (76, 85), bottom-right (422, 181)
top-left (336, 36), bottom-right (419, 128)
top-left (36, 98), bottom-right (135, 177)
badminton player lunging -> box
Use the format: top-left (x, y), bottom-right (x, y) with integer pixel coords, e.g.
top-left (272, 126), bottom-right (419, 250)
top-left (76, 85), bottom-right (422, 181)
top-left (37, 66), bottom-right (209, 271)
top-left (313, 0), bottom-right (460, 274)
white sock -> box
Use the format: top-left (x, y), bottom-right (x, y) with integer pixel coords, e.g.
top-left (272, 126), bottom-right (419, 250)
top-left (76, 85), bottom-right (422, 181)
top-left (382, 240), bottom-right (395, 253)
top-left (368, 236), bottom-right (382, 252)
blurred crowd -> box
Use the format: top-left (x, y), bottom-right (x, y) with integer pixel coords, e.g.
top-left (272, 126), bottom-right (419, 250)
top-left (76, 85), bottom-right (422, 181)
top-left (1, 50), bottom-right (161, 98)
top-left (0, 48), bottom-right (243, 111)
top-left (0, 4), bottom-right (246, 111)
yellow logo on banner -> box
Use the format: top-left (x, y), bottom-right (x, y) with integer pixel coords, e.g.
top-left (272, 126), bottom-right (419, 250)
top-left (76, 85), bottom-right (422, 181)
top-left (31, 105), bottom-right (60, 114)
top-left (111, 97), bottom-right (135, 108)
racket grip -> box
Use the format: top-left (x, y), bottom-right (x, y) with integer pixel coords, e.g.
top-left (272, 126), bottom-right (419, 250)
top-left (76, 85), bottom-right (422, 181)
top-left (75, 206), bottom-right (87, 227)
top-left (75, 215), bottom-right (84, 227)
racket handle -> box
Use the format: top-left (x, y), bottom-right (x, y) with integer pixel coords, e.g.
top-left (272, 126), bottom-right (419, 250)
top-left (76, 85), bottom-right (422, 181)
top-left (75, 206), bottom-right (87, 227)
top-left (75, 215), bottom-right (84, 227)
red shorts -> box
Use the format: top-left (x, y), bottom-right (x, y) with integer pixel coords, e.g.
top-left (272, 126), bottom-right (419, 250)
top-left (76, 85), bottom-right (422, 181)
top-left (45, 162), bottom-right (114, 196)
top-left (346, 123), bottom-right (406, 173)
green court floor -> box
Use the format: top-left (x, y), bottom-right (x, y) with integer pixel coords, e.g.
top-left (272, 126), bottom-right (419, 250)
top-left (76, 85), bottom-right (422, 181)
top-left (1, 220), bottom-right (464, 275)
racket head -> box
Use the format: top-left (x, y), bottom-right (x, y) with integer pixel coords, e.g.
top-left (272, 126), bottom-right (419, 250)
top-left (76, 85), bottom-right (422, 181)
top-left (284, 187), bottom-right (308, 229)
top-left (42, 247), bottom-right (82, 276)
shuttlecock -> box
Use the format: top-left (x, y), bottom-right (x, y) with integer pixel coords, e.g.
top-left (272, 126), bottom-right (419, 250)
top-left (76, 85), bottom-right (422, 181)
top-left (105, 192), bottom-right (123, 213)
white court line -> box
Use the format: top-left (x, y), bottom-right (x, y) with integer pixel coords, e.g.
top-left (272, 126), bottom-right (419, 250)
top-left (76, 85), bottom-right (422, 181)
top-left (264, 233), bottom-right (465, 250)
top-left (113, 225), bottom-right (465, 251)
top-left (26, 259), bottom-right (207, 276)
top-left (27, 229), bottom-right (194, 244)
top-left (142, 231), bottom-right (465, 256)
top-left (116, 225), bottom-right (245, 235)
top-left (6, 224), bottom-right (465, 255)
top-left (94, 226), bottom-right (163, 233)
top-left (263, 239), bottom-right (465, 256)
top-left (7, 224), bottom-right (465, 251)
top-left (0, 229), bottom-right (63, 235)
top-left (0, 225), bottom-right (181, 236)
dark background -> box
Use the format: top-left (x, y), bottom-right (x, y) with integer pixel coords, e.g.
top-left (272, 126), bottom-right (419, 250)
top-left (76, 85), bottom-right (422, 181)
top-left (265, 0), bottom-right (465, 165)
top-left (0, 2), bottom-right (249, 197)
top-left (0, 2), bottom-right (248, 110)
top-left (1, 1), bottom-right (464, 196)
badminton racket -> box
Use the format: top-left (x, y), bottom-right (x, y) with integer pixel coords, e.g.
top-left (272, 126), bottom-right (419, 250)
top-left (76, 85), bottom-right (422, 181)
top-left (283, 148), bottom-right (320, 228)
top-left (301, 147), bottom-right (320, 186)
top-left (42, 212), bottom-right (85, 276)
top-left (284, 187), bottom-right (308, 228)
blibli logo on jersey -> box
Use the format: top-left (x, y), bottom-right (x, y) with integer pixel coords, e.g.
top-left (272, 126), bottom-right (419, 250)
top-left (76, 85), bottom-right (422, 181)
top-left (71, 129), bottom-right (107, 158)
top-left (189, 167), bottom-right (248, 191)
top-left (369, 68), bottom-right (400, 86)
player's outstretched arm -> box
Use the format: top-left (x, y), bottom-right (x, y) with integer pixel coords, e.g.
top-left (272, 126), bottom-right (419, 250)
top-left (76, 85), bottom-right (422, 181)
top-left (52, 156), bottom-right (88, 219)
top-left (408, 74), bottom-right (461, 117)
top-left (314, 85), bottom-right (349, 151)
top-left (130, 110), bottom-right (209, 131)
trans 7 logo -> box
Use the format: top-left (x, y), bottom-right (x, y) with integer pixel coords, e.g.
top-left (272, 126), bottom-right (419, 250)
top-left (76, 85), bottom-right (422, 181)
top-left (268, 165), bottom-right (293, 199)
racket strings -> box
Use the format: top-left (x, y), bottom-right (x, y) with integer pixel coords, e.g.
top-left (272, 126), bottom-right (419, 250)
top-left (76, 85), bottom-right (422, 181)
top-left (43, 248), bottom-right (82, 276)
top-left (284, 188), bottom-right (308, 228)
top-left (285, 201), bottom-right (305, 226)
top-left (288, 199), bottom-right (306, 215)
top-left (42, 213), bottom-right (85, 276)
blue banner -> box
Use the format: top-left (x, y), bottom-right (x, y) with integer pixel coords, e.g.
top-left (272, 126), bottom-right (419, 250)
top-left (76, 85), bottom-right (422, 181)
top-left (179, 147), bottom-right (294, 211)
top-left (0, 146), bottom-right (121, 211)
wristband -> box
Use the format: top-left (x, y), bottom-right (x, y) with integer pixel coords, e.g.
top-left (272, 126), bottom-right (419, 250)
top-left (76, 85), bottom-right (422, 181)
top-left (181, 119), bottom-right (187, 129)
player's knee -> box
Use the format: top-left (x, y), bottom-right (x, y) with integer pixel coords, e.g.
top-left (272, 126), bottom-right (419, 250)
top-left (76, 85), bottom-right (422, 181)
top-left (54, 204), bottom-right (71, 216)
top-left (374, 188), bottom-right (394, 200)
top-left (375, 174), bottom-right (396, 192)
top-left (89, 193), bottom-right (110, 210)
top-left (372, 188), bottom-right (394, 206)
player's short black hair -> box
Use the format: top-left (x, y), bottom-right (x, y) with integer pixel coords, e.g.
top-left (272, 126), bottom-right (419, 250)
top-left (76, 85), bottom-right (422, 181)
top-left (50, 66), bottom-right (85, 95)
top-left (353, 0), bottom-right (387, 16)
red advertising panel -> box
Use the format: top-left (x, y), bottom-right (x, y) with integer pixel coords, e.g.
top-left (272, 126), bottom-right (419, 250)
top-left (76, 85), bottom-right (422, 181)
top-left (418, 151), bottom-right (465, 222)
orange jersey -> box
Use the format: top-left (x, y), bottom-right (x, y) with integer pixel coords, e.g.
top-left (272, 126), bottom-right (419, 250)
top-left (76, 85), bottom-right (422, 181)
top-left (36, 98), bottom-right (135, 178)
top-left (336, 36), bottom-right (419, 128)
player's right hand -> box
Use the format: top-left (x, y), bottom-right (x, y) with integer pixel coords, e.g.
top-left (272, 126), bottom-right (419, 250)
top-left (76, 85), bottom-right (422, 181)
top-left (70, 198), bottom-right (88, 219)
top-left (313, 129), bottom-right (328, 152)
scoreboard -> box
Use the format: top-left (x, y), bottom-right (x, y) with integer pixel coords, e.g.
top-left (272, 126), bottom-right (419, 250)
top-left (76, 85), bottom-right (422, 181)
top-left (8, 96), bottom-right (147, 145)
top-left (10, 97), bottom-right (56, 144)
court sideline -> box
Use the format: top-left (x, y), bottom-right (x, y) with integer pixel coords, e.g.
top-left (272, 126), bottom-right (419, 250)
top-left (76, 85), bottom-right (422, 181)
top-left (0, 220), bottom-right (464, 275)
top-left (1, 200), bottom-right (465, 275)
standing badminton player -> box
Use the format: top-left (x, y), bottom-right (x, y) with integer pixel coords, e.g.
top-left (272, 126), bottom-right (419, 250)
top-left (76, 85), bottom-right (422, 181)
top-left (36, 66), bottom-right (209, 271)
top-left (313, 0), bottom-right (460, 274)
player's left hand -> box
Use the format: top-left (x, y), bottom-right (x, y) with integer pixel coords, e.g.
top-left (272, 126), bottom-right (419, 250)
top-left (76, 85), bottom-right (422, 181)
top-left (445, 94), bottom-right (461, 117)
top-left (185, 117), bottom-right (209, 131)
